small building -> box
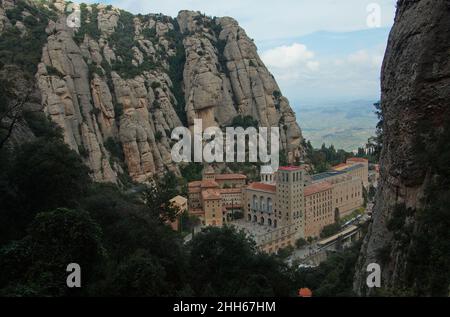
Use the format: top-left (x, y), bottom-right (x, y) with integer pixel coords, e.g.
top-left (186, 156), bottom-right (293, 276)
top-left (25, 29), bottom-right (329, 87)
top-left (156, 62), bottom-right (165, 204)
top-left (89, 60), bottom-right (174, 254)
top-left (298, 288), bottom-right (313, 298)
top-left (202, 189), bottom-right (223, 227)
top-left (333, 158), bottom-right (369, 188)
top-left (214, 174), bottom-right (247, 188)
top-left (187, 167), bottom-right (247, 227)
top-left (168, 195), bottom-right (188, 231)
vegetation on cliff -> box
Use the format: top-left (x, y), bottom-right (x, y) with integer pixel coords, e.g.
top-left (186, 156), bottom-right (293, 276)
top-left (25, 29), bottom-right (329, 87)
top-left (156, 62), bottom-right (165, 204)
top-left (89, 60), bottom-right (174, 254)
top-left (0, 1), bottom-right (56, 75)
top-left (379, 114), bottom-right (450, 296)
top-left (0, 111), bottom-right (296, 296)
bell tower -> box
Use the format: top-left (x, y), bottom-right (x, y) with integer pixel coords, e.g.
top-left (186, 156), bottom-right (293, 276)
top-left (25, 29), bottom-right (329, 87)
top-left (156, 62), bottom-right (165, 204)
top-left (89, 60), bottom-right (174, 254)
top-left (202, 165), bottom-right (216, 181)
top-left (276, 166), bottom-right (305, 241)
top-left (260, 166), bottom-right (276, 184)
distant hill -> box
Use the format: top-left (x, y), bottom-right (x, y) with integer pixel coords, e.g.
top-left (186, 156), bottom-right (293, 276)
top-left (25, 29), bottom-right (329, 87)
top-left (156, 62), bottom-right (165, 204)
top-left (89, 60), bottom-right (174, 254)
top-left (297, 100), bottom-right (378, 151)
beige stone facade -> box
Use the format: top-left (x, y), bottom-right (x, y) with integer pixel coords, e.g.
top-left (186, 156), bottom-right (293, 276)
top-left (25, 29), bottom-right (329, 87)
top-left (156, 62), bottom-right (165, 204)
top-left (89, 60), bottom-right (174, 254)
top-left (168, 195), bottom-right (188, 231)
top-left (311, 171), bottom-right (364, 219)
top-left (333, 158), bottom-right (369, 188)
top-left (304, 182), bottom-right (334, 238)
top-left (186, 161), bottom-right (367, 254)
top-left (202, 190), bottom-right (223, 227)
top-left (188, 169), bottom-right (247, 227)
top-left (331, 176), bottom-right (364, 218)
top-left (242, 166), bottom-right (306, 253)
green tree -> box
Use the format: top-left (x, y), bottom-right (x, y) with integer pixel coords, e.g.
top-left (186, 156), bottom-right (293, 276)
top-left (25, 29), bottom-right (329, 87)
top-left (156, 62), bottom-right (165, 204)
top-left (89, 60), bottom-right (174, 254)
top-left (143, 172), bottom-right (180, 223)
top-left (188, 226), bottom-right (294, 297)
top-left (292, 242), bottom-right (361, 297)
top-left (230, 115), bottom-right (259, 129)
top-left (180, 163), bottom-right (203, 182)
top-left (304, 140), bottom-right (353, 173)
top-left (296, 238), bottom-right (308, 249)
top-left (11, 138), bottom-right (91, 213)
top-left (368, 185), bottom-right (377, 201)
top-left (79, 183), bottom-right (189, 296)
top-left (320, 223), bottom-right (341, 239)
top-left (0, 208), bottom-right (105, 296)
top-left (108, 250), bottom-right (170, 296)
top-left (0, 136), bottom-right (90, 243)
top-left (179, 210), bottom-right (200, 233)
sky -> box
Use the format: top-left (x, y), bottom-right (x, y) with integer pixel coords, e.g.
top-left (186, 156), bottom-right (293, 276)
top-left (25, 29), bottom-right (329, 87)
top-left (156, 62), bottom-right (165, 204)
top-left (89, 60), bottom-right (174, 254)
top-left (85, 0), bottom-right (397, 105)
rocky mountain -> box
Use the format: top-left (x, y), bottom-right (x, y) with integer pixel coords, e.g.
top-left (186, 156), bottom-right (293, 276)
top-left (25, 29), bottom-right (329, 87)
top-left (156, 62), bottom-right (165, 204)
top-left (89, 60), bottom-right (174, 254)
top-left (0, 0), bottom-right (304, 184)
top-left (354, 0), bottom-right (450, 296)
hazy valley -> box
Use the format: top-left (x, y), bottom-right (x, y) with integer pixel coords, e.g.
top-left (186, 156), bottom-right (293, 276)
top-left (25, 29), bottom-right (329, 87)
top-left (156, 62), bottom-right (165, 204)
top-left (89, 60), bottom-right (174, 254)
top-left (297, 100), bottom-right (378, 152)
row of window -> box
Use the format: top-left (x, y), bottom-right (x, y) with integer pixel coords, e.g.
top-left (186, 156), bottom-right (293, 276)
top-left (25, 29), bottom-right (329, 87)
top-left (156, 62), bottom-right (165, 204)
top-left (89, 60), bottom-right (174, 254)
top-left (335, 191), bottom-right (361, 203)
top-left (252, 196), bottom-right (273, 212)
top-left (248, 214), bottom-right (278, 228)
top-left (278, 171), bottom-right (303, 183)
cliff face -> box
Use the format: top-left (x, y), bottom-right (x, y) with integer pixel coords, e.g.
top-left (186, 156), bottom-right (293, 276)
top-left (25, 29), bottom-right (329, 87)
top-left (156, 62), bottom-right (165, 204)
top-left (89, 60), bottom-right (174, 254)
top-left (0, 0), bottom-right (304, 184)
top-left (354, 0), bottom-right (450, 296)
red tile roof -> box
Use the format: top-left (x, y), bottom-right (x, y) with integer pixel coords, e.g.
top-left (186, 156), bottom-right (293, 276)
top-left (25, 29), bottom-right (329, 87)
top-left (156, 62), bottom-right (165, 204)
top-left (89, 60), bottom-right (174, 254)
top-left (298, 288), bottom-right (313, 297)
top-left (215, 174), bottom-right (247, 180)
top-left (247, 182), bottom-right (277, 193)
top-left (304, 181), bottom-right (332, 196)
top-left (188, 181), bottom-right (202, 188)
top-left (201, 180), bottom-right (219, 188)
top-left (188, 187), bottom-right (202, 194)
top-left (202, 189), bottom-right (222, 200)
top-left (347, 157), bottom-right (369, 163)
top-left (278, 166), bottom-right (304, 171)
top-left (188, 180), bottom-right (219, 193)
top-left (332, 163), bottom-right (349, 170)
top-left (220, 188), bottom-right (242, 194)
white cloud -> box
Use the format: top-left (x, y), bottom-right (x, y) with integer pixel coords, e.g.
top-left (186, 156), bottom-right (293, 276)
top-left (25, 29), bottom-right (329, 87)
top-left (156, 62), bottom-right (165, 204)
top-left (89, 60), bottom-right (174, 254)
top-left (264, 46), bottom-right (385, 105)
top-left (260, 43), bottom-right (320, 85)
top-left (261, 43), bottom-right (316, 69)
top-left (347, 50), bottom-right (384, 69)
top-left (347, 50), bottom-right (383, 69)
top-left (348, 50), bottom-right (371, 64)
top-left (306, 61), bottom-right (320, 72)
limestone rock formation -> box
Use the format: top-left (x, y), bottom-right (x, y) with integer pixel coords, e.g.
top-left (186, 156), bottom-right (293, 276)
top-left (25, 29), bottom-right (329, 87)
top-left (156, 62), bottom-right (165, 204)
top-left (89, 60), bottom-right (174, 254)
top-left (178, 11), bottom-right (303, 158)
top-left (0, 0), bottom-right (305, 184)
top-left (354, 0), bottom-right (450, 296)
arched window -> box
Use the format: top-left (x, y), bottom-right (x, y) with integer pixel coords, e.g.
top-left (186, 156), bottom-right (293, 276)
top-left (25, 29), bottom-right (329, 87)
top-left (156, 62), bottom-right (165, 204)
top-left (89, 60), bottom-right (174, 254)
top-left (268, 218), bottom-right (272, 226)
top-left (253, 215), bottom-right (257, 223)
top-left (260, 217), bottom-right (265, 225)
top-left (274, 219), bottom-right (278, 228)
top-left (267, 198), bottom-right (273, 212)
top-left (253, 195), bottom-right (258, 210)
top-left (260, 196), bottom-right (265, 211)
top-left (248, 214), bottom-right (252, 222)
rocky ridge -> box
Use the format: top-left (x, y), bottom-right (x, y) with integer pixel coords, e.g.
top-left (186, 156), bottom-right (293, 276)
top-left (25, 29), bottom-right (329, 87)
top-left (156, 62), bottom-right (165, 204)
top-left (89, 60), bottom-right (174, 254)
top-left (354, 0), bottom-right (450, 296)
top-left (0, 0), bottom-right (305, 184)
